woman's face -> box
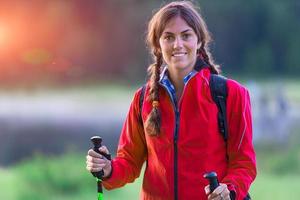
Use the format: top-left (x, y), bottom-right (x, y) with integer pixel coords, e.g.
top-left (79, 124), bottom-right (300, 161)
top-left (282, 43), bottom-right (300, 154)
top-left (159, 16), bottom-right (200, 76)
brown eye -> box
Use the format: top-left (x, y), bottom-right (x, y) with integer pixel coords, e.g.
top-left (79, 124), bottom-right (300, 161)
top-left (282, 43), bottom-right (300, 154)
top-left (182, 33), bottom-right (191, 40)
top-left (164, 35), bottom-right (174, 41)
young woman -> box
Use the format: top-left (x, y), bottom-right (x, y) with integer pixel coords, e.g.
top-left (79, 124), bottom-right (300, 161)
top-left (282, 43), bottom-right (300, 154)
top-left (86, 1), bottom-right (256, 200)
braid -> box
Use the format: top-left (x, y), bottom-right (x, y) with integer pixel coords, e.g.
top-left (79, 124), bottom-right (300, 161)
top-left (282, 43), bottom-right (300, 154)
top-left (145, 53), bottom-right (163, 136)
top-left (200, 44), bottom-right (220, 74)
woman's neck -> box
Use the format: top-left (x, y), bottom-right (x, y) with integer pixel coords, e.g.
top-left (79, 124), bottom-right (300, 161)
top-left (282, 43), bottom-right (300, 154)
top-left (168, 70), bottom-right (188, 101)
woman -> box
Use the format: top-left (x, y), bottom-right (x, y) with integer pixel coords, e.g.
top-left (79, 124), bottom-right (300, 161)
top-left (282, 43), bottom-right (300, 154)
top-left (86, 1), bottom-right (256, 200)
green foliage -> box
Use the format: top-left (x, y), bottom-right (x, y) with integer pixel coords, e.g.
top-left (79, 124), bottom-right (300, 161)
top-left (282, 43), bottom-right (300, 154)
top-left (14, 153), bottom-right (94, 200)
top-left (255, 128), bottom-right (300, 175)
top-left (9, 152), bottom-right (141, 200)
top-left (243, 42), bottom-right (274, 76)
top-left (0, 148), bottom-right (299, 199)
top-left (3, 124), bottom-right (300, 199)
top-left (199, 0), bottom-right (300, 77)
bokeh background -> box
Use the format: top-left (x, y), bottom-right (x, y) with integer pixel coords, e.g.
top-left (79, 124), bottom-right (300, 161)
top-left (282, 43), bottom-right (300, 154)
top-left (0, 0), bottom-right (299, 199)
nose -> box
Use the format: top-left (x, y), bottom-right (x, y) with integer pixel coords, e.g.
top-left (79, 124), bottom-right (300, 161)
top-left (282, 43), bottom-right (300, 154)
top-left (173, 37), bottom-right (183, 49)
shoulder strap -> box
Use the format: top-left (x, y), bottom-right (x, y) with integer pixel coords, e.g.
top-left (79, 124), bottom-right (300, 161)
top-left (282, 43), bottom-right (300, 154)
top-left (138, 84), bottom-right (146, 125)
top-left (139, 76), bottom-right (229, 141)
top-left (209, 74), bottom-right (229, 141)
top-left (210, 75), bottom-right (252, 198)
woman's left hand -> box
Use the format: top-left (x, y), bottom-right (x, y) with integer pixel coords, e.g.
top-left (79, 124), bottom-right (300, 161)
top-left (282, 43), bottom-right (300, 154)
top-left (205, 183), bottom-right (231, 200)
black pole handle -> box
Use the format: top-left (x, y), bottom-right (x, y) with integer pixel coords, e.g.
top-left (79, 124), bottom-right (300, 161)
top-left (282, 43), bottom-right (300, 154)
top-left (204, 171), bottom-right (220, 193)
top-left (91, 136), bottom-right (111, 179)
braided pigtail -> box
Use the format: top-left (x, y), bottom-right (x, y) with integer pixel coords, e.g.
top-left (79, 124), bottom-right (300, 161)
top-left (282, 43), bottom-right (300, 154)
top-left (145, 52), bottom-right (163, 136)
top-left (145, 1), bottom-right (219, 135)
top-left (199, 44), bottom-right (220, 74)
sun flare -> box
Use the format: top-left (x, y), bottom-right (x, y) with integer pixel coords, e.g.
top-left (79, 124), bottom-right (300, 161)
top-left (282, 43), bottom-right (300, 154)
top-left (0, 25), bottom-right (8, 47)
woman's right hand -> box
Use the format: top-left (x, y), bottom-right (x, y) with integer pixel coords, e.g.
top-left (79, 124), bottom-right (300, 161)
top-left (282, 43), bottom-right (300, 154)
top-left (86, 146), bottom-right (112, 178)
top-left (205, 183), bottom-right (231, 200)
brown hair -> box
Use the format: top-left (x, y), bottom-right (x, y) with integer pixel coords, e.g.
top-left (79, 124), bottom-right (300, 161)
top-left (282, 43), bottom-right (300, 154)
top-left (145, 1), bottom-right (219, 136)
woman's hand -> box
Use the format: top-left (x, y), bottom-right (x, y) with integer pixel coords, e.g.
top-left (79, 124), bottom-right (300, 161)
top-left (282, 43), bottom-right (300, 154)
top-left (86, 146), bottom-right (112, 178)
top-left (205, 183), bottom-right (231, 200)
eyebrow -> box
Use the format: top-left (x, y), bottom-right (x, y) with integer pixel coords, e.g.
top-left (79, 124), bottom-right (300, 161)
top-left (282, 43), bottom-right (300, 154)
top-left (163, 29), bottom-right (193, 35)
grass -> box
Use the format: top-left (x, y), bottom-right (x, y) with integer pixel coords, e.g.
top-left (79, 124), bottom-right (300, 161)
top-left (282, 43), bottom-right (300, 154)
top-left (250, 173), bottom-right (300, 199)
top-left (1, 170), bottom-right (300, 200)
top-left (0, 168), bottom-right (17, 200)
top-left (0, 153), bottom-right (142, 200)
top-left (1, 154), bottom-right (299, 200)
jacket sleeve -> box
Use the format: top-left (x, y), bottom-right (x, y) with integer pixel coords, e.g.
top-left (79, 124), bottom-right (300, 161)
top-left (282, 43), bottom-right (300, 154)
top-left (221, 80), bottom-right (257, 200)
top-left (102, 88), bottom-right (147, 189)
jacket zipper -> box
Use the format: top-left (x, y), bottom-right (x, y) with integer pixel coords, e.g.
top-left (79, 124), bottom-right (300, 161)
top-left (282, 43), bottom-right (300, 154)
top-left (160, 72), bottom-right (196, 200)
top-left (162, 84), bottom-right (180, 200)
top-left (160, 84), bottom-right (179, 200)
top-left (174, 108), bottom-right (179, 200)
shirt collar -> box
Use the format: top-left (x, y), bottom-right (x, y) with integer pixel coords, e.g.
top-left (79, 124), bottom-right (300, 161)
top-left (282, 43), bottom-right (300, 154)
top-left (159, 57), bottom-right (209, 84)
top-left (159, 66), bottom-right (197, 86)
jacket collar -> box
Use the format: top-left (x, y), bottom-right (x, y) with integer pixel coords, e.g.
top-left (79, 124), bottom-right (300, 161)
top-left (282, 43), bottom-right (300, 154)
top-left (159, 57), bottom-right (209, 83)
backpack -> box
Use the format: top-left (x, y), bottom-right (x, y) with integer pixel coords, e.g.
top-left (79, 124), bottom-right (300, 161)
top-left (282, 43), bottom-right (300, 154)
top-left (138, 74), bottom-right (251, 200)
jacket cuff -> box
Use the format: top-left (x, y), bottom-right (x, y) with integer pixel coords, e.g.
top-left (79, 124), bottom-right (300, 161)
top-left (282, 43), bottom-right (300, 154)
top-left (226, 183), bottom-right (236, 200)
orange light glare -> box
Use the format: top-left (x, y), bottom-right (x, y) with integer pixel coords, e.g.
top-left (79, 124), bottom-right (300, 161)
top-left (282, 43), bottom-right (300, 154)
top-left (21, 48), bottom-right (52, 66)
top-left (0, 24), bottom-right (9, 50)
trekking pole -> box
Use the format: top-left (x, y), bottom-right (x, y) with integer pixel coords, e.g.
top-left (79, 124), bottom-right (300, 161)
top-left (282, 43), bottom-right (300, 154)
top-left (203, 171), bottom-right (220, 194)
top-left (91, 136), bottom-right (111, 200)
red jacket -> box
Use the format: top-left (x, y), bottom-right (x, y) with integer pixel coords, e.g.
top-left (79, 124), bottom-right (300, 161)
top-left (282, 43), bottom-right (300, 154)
top-left (103, 68), bottom-right (256, 200)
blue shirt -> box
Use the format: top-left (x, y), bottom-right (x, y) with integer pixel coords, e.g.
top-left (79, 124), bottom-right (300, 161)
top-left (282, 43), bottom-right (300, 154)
top-left (159, 67), bottom-right (197, 106)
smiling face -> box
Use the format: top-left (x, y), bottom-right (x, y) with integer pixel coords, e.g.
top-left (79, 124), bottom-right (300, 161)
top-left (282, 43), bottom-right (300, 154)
top-left (159, 16), bottom-right (201, 78)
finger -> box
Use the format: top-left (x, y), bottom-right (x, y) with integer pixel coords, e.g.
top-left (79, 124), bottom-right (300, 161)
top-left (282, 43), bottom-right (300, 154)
top-left (86, 155), bottom-right (104, 164)
top-left (218, 183), bottom-right (229, 194)
top-left (219, 192), bottom-right (230, 200)
top-left (210, 185), bottom-right (226, 198)
top-left (214, 184), bottom-right (227, 195)
top-left (86, 166), bottom-right (92, 172)
top-left (204, 185), bottom-right (210, 194)
top-left (87, 149), bottom-right (103, 158)
top-left (86, 163), bottom-right (106, 169)
top-left (99, 146), bottom-right (110, 155)
top-left (208, 194), bottom-right (224, 200)
top-left (207, 186), bottom-right (222, 200)
top-left (212, 184), bottom-right (230, 200)
top-left (86, 165), bottom-right (101, 172)
top-left (219, 184), bottom-right (230, 200)
top-left (88, 166), bottom-right (104, 172)
top-left (207, 194), bottom-right (216, 200)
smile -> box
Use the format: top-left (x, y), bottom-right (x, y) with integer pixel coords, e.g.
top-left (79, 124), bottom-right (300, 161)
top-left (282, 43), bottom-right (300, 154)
top-left (172, 52), bottom-right (187, 57)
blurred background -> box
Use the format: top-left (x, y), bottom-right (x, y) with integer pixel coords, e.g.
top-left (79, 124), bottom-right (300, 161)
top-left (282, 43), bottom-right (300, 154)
top-left (0, 0), bottom-right (299, 199)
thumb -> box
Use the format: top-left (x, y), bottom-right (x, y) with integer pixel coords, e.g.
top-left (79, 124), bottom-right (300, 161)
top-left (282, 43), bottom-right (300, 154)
top-left (99, 145), bottom-right (110, 155)
top-left (204, 185), bottom-right (210, 195)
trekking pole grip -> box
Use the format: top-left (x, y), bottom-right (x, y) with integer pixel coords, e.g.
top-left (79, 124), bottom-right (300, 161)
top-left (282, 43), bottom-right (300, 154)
top-left (204, 171), bottom-right (220, 193)
top-left (91, 136), bottom-right (111, 178)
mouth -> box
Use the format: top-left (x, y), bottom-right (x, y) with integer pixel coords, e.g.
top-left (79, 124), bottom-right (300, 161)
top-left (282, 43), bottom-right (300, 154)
top-left (172, 52), bottom-right (187, 57)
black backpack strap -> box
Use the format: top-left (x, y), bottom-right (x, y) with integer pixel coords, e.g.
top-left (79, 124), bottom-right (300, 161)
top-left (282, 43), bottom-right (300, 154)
top-left (209, 74), bottom-right (228, 141)
top-left (138, 84), bottom-right (146, 125)
top-left (210, 75), bottom-right (251, 200)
